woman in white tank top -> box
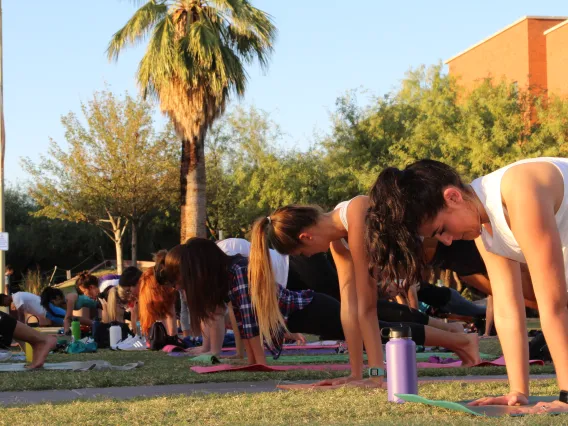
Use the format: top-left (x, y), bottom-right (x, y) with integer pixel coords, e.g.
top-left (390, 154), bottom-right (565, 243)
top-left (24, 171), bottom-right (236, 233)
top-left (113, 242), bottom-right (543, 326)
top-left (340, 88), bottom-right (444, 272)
top-left (367, 157), bottom-right (568, 413)
top-left (248, 198), bottom-right (482, 389)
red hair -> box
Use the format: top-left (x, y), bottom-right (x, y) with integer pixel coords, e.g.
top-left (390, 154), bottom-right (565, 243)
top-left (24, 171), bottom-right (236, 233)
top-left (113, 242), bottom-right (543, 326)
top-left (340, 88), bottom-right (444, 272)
top-left (138, 268), bottom-right (176, 335)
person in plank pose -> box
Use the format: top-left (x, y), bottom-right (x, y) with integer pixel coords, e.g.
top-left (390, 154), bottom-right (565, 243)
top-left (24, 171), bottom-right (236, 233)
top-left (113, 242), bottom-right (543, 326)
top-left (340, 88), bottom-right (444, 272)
top-left (164, 238), bottom-right (480, 386)
top-left (367, 157), bottom-right (568, 413)
top-left (247, 200), bottom-right (478, 388)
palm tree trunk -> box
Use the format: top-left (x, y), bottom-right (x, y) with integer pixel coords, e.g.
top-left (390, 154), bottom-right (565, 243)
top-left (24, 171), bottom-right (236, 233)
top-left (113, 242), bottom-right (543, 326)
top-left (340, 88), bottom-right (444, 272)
top-left (131, 221), bottom-right (138, 266)
top-left (180, 137), bottom-right (207, 242)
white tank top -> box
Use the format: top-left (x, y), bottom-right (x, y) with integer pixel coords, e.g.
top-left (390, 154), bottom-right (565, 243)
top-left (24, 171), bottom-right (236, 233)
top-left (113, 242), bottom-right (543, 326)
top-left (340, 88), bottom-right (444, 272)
top-left (216, 238), bottom-right (290, 287)
top-left (471, 157), bottom-right (568, 285)
top-left (334, 196), bottom-right (364, 250)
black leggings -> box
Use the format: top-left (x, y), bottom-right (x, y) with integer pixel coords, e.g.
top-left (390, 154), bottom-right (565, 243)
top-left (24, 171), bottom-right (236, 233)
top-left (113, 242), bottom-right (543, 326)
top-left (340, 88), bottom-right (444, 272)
top-left (287, 292), bottom-right (426, 345)
top-left (287, 253), bottom-right (341, 301)
top-left (0, 311), bottom-right (17, 349)
top-left (287, 253), bottom-right (430, 326)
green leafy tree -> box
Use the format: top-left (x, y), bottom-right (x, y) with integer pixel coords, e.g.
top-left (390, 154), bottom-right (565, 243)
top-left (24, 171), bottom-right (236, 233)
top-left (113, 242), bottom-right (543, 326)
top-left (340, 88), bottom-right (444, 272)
top-left (108, 0), bottom-right (277, 242)
top-left (22, 90), bottom-right (178, 273)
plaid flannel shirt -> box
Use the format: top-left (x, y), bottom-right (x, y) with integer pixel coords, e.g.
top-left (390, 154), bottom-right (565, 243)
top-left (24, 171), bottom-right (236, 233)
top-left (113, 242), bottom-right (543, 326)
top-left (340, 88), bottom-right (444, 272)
top-left (227, 256), bottom-right (314, 340)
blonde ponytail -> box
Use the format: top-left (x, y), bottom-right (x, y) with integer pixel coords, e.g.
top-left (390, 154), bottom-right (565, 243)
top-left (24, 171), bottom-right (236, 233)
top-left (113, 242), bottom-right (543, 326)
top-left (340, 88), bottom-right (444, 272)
top-left (249, 216), bottom-right (287, 348)
top-left (106, 287), bottom-right (122, 323)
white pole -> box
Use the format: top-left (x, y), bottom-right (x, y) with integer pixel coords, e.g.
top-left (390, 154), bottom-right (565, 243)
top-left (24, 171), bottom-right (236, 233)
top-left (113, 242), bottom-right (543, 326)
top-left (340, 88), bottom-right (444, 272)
top-left (0, 0), bottom-right (6, 304)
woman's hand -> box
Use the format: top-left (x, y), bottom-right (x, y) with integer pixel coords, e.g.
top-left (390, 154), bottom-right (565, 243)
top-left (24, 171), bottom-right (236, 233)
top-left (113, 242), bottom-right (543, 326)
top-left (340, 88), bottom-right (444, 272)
top-left (345, 377), bottom-right (386, 389)
top-left (511, 400), bottom-right (568, 415)
top-left (312, 375), bottom-right (362, 387)
top-left (284, 332), bottom-right (306, 345)
top-left (468, 392), bottom-right (528, 407)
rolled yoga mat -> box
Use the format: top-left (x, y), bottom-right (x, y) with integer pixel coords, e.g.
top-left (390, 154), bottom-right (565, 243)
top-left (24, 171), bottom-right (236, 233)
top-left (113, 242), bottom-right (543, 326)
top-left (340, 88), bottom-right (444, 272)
top-left (395, 394), bottom-right (560, 417)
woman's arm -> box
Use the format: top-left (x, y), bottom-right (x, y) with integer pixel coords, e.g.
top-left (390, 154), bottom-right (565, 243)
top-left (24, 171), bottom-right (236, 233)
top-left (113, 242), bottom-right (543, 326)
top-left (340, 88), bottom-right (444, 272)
top-left (243, 336), bottom-right (266, 365)
top-left (205, 307), bottom-right (226, 356)
top-left (346, 196), bottom-right (384, 381)
top-left (166, 303), bottom-right (177, 336)
top-left (330, 241), bottom-right (364, 380)
top-left (504, 164), bottom-right (568, 394)
top-left (407, 285), bottom-right (420, 310)
top-left (64, 294), bottom-right (78, 333)
top-left (131, 304), bottom-right (139, 335)
top-left (470, 239), bottom-right (528, 405)
top-left (483, 295), bottom-right (494, 337)
top-left (227, 302), bottom-right (245, 359)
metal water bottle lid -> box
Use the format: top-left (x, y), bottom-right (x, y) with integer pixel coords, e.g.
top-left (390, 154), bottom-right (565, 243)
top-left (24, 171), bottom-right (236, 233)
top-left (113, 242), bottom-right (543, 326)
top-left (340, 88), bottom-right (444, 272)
top-left (389, 326), bottom-right (412, 339)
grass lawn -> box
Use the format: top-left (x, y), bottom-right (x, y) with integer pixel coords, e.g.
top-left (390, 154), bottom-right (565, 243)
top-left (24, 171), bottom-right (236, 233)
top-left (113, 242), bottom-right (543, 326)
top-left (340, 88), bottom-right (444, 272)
top-left (0, 379), bottom-right (564, 425)
top-left (0, 338), bottom-right (555, 392)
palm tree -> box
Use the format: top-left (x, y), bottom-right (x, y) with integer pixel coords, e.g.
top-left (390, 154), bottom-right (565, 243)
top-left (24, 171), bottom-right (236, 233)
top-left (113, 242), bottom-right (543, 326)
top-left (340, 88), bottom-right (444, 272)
top-left (108, 1), bottom-right (276, 241)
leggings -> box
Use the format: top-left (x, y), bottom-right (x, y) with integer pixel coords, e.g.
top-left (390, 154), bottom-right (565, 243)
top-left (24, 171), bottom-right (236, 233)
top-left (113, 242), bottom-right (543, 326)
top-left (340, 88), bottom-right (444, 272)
top-left (287, 292), bottom-right (426, 345)
top-left (287, 252), bottom-right (431, 326)
top-left (0, 311), bottom-right (17, 349)
top-left (287, 253), bottom-right (341, 301)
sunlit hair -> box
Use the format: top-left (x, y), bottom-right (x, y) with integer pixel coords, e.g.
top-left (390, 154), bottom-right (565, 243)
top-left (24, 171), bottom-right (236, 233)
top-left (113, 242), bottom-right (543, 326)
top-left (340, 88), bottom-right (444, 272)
top-left (75, 271), bottom-right (98, 295)
top-left (138, 250), bottom-right (176, 335)
top-left (164, 239), bottom-right (231, 337)
top-left (248, 205), bottom-right (322, 346)
top-left (366, 159), bottom-right (469, 289)
top-left (105, 287), bottom-right (123, 323)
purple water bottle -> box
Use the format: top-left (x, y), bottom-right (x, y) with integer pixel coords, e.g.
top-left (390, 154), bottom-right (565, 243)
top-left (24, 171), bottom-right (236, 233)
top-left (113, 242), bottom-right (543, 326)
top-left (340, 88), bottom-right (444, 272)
top-left (386, 326), bottom-right (418, 403)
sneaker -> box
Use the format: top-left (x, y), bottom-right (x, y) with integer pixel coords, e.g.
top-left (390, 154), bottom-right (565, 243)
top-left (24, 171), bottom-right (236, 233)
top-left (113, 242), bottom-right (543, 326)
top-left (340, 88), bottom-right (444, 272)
top-left (0, 351), bottom-right (11, 362)
top-left (116, 335), bottom-right (137, 350)
top-left (121, 337), bottom-right (148, 351)
top-left (115, 335), bottom-right (136, 349)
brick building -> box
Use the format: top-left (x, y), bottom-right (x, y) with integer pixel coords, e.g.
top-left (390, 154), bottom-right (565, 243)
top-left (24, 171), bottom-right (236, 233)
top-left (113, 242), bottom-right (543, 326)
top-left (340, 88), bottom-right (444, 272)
top-left (446, 16), bottom-right (568, 97)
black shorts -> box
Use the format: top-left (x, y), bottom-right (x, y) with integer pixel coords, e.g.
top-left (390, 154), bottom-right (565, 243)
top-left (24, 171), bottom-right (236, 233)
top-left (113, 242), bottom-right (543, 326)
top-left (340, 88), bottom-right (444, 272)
top-left (0, 311), bottom-right (17, 349)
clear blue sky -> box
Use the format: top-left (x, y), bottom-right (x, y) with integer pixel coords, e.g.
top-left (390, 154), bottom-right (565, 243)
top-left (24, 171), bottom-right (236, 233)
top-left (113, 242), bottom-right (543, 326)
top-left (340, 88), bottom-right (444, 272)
top-left (4, 0), bottom-right (567, 183)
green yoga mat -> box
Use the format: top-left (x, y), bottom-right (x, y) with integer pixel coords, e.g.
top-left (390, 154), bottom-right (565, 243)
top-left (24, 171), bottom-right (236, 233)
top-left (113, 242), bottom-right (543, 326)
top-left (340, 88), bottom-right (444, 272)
top-left (396, 394), bottom-right (559, 417)
top-left (270, 352), bottom-right (494, 364)
top-left (191, 354), bottom-right (221, 365)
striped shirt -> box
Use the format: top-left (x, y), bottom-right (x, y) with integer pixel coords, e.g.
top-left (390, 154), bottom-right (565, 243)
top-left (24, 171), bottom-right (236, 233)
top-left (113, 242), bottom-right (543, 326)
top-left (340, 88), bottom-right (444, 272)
top-left (227, 256), bottom-right (314, 340)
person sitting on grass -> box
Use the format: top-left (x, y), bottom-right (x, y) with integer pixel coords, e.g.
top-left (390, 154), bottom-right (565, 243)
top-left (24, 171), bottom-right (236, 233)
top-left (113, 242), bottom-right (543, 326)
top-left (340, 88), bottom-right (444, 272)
top-left (97, 273), bottom-right (139, 334)
top-left (0, 311), bottom-right (57, 368)
top-left (367, 157), bottom-right (568, 413)
top-left (63, 271), bottom-right (100, 334)
top-left (163, 238), bottom-right (480, 372)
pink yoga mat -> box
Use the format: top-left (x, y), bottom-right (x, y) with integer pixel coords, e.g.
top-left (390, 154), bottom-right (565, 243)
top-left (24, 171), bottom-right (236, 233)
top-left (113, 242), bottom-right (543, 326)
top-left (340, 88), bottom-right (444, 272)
top-left (191, 363), bottom-right (351, 374)
top-left (221, 344), bottom-right (340, 352)
top-left (416, 356), bottom-right (544, 369)
top-left (190, 357), bottom-right (544, 374)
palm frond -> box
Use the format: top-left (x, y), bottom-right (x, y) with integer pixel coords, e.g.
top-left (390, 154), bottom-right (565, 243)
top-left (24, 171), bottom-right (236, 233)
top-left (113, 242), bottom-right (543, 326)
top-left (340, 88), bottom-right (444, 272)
top-left (107, 0), bottom-right (169, 61)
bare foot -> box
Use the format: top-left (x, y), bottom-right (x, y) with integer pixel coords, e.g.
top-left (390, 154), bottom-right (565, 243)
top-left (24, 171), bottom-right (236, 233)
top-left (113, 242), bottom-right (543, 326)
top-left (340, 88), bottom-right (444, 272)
top-left (27, 336), bottom-right (57, 369)
top-left (454, 334), bottom-right (481, 367)
top-left (447, 322), bottom-right (466, 333)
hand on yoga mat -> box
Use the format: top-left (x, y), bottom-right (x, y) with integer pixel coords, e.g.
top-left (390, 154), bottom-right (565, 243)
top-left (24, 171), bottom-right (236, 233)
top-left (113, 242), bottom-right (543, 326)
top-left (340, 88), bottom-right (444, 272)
top-left (468, 392), bottom-right (528, 407)
top-left (312, 375), bottom-right (362, 387)
top-left (511, 400), bottom-right (568, 415)
top-left (284, 332), bottom-right (306, 345)
top-left (344, 378), bottom-right (386, 390)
